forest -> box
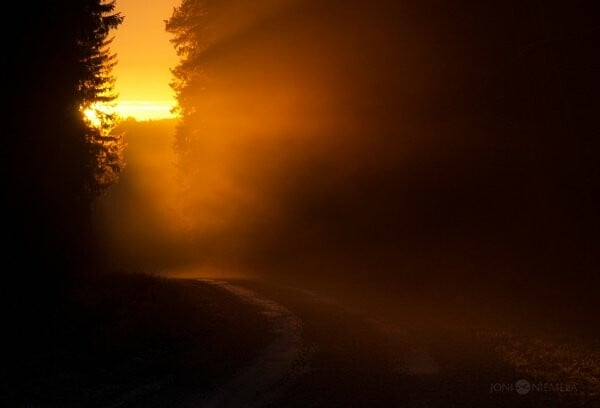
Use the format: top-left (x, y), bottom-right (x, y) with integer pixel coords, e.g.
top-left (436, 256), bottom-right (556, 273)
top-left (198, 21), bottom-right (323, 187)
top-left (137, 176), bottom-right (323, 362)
top-left (2, 1), bottom-right (599, 407)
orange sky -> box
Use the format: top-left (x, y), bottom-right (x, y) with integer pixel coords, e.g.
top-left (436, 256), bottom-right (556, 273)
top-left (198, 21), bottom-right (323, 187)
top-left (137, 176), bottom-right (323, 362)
top-left (112, 0), bottom-right (181, 120)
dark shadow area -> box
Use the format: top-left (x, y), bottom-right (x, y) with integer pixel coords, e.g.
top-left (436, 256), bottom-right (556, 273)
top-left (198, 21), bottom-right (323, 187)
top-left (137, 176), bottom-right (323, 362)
top-left (2, 272), bottom-right (272, 407)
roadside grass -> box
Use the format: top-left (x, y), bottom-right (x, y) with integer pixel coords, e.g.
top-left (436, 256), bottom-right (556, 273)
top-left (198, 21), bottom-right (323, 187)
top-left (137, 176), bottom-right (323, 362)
top-left (4, 271), bottom-right (272, 407)
top-left (481, 330), bottom-right (600, 406)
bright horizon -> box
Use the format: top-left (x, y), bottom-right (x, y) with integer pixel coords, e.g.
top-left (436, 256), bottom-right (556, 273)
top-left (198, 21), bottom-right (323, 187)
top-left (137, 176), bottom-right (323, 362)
top-left (115, 100), bottom-right (178, 121)
top-left (111, 0), bottom-right (180, 121)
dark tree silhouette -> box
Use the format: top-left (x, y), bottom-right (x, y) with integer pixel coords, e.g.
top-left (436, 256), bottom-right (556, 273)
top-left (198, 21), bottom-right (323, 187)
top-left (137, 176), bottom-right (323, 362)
top-left (165, 0), bottom-right (211, 172)
top-left (3, 0), bottom-right (123, 289)
top-left (78, 0), bottom-right (125, 196)
top-left (2, 3), bottom-right (125, 397)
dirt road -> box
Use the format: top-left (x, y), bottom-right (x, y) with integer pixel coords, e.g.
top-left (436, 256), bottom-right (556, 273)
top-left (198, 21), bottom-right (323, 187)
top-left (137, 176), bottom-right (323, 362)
top-left (190, 279), bottom-right (599, 408)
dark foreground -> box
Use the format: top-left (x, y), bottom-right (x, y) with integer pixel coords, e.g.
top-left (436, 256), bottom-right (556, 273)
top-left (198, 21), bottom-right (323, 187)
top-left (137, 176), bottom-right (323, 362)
top-left (5, 274), bottom-right (600, 407)
top-left (3, 273), bottom-right (271, 408)
top-left (231, 279), bottom-right (600, 408)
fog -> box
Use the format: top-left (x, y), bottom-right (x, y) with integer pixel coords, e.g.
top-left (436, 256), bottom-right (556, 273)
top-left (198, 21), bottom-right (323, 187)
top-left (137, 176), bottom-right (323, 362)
top-left (96, 0), bottom-right (598, 334)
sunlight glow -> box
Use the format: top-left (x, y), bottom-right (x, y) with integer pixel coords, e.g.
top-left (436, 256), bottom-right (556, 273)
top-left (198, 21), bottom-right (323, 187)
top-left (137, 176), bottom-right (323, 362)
top-left (111, 0), bottom-right (180, 122)
top-left (83, 107), bottom-right (102, 128)
top-left (114, 100), bottom-right (178, 121)
top-left (82, 102), bottom-right (116, 129)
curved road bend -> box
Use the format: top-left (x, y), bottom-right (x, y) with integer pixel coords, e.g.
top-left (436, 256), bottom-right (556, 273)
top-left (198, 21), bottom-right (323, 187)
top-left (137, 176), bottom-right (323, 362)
top-left (188, 279), bottom-right (596, 408)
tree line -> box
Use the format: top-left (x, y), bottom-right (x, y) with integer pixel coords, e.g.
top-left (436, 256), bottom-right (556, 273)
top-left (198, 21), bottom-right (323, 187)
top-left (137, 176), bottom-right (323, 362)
top-left (3, 0), bottom-right (123, 287)
top-left (164, 0), bottom-right (599, 311)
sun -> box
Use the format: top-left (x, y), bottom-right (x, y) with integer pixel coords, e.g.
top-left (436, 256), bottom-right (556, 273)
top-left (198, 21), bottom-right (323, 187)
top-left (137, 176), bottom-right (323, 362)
top-left (82, 106), bottom-right (103, 128)
top-left (81, 102), bottom-right (116, 129)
